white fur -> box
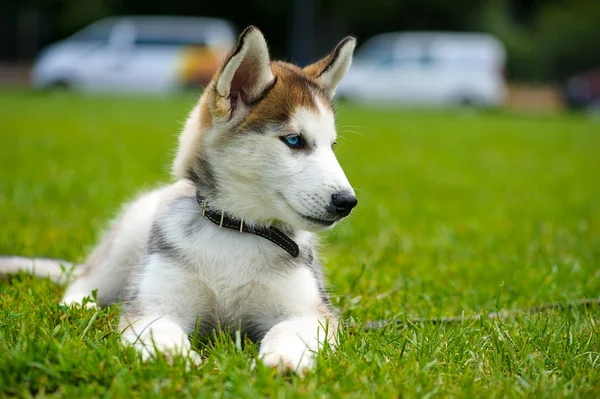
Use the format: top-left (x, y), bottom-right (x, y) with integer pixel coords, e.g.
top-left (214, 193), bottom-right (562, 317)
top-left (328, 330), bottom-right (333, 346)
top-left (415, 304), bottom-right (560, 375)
top-left (0, 256), bottom-right (80, 284)
top-left (172, 101), bottom-right (204, 181)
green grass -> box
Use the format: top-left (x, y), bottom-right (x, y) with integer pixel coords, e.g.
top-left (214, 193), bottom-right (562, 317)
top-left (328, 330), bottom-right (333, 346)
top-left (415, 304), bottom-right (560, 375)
top-left (1, 91), bottom-right (599, 397)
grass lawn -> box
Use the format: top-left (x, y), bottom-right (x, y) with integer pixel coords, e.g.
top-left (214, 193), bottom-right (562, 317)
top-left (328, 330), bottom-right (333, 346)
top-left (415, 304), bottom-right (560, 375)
top-left (1, 91), bottom-right (599, 397)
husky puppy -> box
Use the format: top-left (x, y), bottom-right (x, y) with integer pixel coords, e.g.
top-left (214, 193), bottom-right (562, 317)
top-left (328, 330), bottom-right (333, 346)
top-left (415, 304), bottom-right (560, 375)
top-left (0, 27), bottom-right (357, 372)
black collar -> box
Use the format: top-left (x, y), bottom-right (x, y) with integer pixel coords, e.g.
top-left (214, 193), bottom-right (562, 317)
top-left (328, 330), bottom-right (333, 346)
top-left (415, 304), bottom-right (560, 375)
top-left (196, 192), bottom-right (300, 258)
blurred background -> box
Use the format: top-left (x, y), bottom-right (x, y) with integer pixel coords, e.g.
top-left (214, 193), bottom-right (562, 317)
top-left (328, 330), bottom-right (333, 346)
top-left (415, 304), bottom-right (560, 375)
top-left (1, 0), bottom-right (600, 111)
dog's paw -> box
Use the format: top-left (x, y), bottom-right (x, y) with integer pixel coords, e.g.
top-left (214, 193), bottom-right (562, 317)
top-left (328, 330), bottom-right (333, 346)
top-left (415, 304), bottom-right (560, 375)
top-left (258, 317), bottom-right (337, 373)
top-left (258, 323), bottom-right (317, 373)
top-left (137, 342), bottom-right (202, 369)
top-left (61, 294), bottom-right (98, 309)
top-left (259, 343), bottom-right (315, 373)
top-left (163, 348), bottom-right (203, 370)
top-left (121, 322), bottom-right (202, 369)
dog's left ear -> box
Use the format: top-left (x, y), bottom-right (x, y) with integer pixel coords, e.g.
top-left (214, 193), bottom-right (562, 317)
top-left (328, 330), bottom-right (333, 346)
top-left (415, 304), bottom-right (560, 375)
top-left (303, 37), bottom-right (356, 97)
top-left (211, 26), bottom-right (275, 121)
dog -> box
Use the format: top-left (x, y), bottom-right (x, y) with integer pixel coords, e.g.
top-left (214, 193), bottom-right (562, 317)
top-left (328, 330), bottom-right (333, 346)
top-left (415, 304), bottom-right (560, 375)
top-left (0, 26), bottom-right (357, 372)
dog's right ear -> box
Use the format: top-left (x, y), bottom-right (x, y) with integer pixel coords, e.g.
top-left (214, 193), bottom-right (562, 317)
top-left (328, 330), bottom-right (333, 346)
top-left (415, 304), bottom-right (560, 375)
top-left (303, 37), bottom-right (356, 98)
top-left (209, 26), bottom-right (275, 122)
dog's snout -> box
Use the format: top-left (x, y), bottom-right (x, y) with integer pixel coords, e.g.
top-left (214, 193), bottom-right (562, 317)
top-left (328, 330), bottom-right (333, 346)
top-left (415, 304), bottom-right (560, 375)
top-left (331, 191), bottom-right (358, 216)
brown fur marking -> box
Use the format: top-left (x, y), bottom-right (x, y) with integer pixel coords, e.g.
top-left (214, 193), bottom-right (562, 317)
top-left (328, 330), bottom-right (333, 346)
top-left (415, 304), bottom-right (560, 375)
top-left (303, 56), bottom-right (332, 79)
top-left (239, 62), bottom-right (333, 132)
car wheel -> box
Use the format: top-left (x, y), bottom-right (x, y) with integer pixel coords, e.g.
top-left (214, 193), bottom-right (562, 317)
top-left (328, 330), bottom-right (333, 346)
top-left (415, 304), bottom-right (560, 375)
top-left (457, 96), bottom-right (477, 107)
top-left (47, 80), bottom-right (72, 91)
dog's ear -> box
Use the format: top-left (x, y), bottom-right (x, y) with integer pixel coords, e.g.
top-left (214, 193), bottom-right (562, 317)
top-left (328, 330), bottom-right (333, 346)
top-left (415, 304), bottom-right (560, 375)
top-left (303, 37), bottom-right (356, 98)
top-left (210, 26), bottom-right (275, 121)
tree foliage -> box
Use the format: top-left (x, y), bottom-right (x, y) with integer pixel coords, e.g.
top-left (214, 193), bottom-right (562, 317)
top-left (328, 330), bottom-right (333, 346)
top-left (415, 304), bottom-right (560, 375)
top-left (482, 0), bottom-right (600, 81)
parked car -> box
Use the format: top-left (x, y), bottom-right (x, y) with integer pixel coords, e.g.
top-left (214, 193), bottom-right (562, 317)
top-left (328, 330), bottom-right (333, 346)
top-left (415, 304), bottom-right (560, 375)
top-left (32, 16), bottom-right (237, 93)
top-left (337, 31), bottom-right (507, 107)
top-left (564, 69), bottom-right (600, 110)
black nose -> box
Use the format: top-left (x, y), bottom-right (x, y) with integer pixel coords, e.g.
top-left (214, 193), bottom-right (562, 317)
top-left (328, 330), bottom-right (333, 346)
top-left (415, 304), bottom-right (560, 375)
top-left (331, 191), bottom-right (358, 216)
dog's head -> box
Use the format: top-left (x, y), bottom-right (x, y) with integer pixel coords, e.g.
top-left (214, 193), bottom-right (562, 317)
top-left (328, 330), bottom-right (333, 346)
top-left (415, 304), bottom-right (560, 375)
top-left (173, 27), bottom-right (357, 232)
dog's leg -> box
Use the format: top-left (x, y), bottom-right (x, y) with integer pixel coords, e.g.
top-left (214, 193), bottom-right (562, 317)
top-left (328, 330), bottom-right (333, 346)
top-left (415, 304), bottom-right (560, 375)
top-left (255, 267), bottom-right (338, 372)
top-left (118, 254), bottom-right (211, 365)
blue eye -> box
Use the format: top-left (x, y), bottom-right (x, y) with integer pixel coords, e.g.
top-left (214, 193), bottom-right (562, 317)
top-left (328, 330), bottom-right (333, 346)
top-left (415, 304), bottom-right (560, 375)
top-left (281, 134), bottom-right (303, 148)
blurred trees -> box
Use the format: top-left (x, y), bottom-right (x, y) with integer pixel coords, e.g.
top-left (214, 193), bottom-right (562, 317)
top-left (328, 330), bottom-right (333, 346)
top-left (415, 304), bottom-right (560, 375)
top-left (1, 0), bottom-right (599, 82)
top-left (482, 0), bottom-right (600, 82)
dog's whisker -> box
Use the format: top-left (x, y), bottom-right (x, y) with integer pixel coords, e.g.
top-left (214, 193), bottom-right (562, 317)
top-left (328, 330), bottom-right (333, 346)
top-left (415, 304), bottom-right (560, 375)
top-left (338, 130), bottom-right (366, 139)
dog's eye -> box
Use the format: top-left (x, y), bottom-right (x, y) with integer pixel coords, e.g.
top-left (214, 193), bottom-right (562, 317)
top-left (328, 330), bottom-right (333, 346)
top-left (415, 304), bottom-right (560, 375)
top-left (280, 134), bottom-right (304, 149)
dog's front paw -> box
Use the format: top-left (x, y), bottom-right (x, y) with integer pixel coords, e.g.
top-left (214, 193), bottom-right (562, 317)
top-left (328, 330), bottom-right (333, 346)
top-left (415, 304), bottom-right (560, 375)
top-left (136, 340), bottom-right (202, 369)
top-left (164, 348), bottom-right (203, 369)
top-left (259, 338), bottom-right (315, 373)
top-left (121, 320), bottom-right (202, 369)
top-left (61, 293), bottom-right (98, 309)
top-left (258, 318), bottom-right (327, 373)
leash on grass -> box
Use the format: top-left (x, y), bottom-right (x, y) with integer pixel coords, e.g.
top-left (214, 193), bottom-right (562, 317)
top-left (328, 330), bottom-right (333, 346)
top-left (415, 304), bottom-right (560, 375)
top-left (358, 298), bottom-right (600, 330)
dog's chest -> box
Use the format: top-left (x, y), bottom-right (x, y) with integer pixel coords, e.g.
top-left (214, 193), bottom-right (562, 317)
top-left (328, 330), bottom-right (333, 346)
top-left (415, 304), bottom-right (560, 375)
top-left (158, 197), bottom-right (317, 317)
top-left (189, 229), bottom-right (283, 289)
top-left (164, 208), bottom-right (300, 290)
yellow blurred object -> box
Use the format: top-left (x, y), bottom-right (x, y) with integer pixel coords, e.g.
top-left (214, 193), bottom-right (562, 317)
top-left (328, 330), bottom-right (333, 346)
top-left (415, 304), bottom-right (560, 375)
top-left (506, 84), bottom-right (564, 112)
top-left (179, 46), bottom-right (222, 88)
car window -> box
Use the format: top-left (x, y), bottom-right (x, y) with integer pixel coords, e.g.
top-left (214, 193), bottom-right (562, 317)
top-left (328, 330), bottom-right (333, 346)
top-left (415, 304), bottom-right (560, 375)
top-left (134, 37), bottom-right (208, 46)
top-left (376, 56), bottom-right (420, 69)
top-left (70, 20), bottom-right (117, 43)
top-left (134, 20), bottom-right (212, 47)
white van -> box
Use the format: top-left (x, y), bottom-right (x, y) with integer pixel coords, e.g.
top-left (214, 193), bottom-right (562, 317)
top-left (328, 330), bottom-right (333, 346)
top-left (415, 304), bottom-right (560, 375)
top-left (337, 32), bottom-right (507, 107)
top-left (32, 16), bottom-right (237, 93)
